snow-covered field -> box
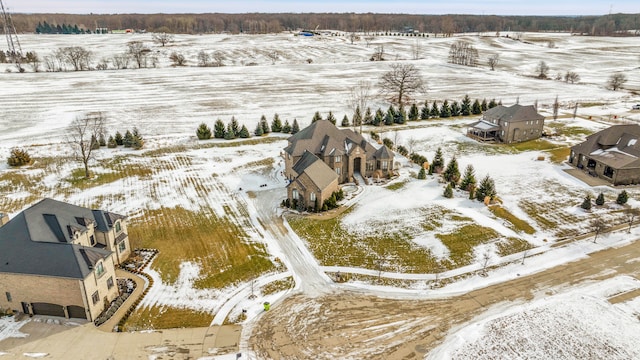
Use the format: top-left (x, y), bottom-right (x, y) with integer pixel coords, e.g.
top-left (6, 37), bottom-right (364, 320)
top-left (1, 32), bottom-right (640, 357)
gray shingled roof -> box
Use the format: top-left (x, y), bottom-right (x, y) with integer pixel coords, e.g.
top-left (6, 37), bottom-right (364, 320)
top-left (284, 120), bottom-right (378, 160)
top-left (572, 124), bottom-right (640, 169)
top-left (483, 104), bottom-right (544, 123)
top-left (290, 151), bottom-right (339, 191)
top-left (0, 198), bottom-right (122, 279)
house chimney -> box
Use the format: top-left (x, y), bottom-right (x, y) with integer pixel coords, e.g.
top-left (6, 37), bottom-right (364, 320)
top-left (0, 213), bottom-right (8, 227)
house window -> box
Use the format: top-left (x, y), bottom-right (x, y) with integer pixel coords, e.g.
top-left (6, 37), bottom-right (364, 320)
top-left (5, 292), bottom-right (11, 302)
top-left (310, 192), bottom-right (316, 202)
top-left (604, 166), bottom-right (614, 178)
top-left (382, 161), bottom-right (388, 170)
top-left (292, 189), bottom-right (298, 199)
top-left (366, 162), bottom-right (374, 171)
top-left (335, 156), bottom-right (341, 163)
top-left (107, 277), bottom-right (114, 289)
top-left (119, 241), bottom-right (126, 253)
top-left (90, 235), bottom-right (95, 246)
top-left (115, 221), bottom-right (121, 233)
top-left (504, 121), bottom-right (508, 126)
top-left (92, 291), bottom-right (99, 304)
top-left (336, 168), bottom-right (341, 175)
top-left (95, 262), bottom-right (105, 277)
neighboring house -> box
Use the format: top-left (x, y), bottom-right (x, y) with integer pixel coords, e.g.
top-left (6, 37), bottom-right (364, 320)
top-left (0, 198), bottom-right (131, 321)
top-left (467, 104), bottom-right (544, 143)
top-left (569, 124), bottom-right (640, 185)
top-left (283, 120), bottom-right (394, 209)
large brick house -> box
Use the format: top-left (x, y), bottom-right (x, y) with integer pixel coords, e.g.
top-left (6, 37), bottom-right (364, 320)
top-left (283, 120), bottom-right (394, 210)
top-left (467, 104), bottom-right (544, 143)
top-left (569, 124), bottom-right (640, 185)
top-left (0, 198), bottom-right (131, 321)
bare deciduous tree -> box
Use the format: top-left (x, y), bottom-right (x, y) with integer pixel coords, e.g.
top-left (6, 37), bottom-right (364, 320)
top-left (60, 46), bottom-right (92, 71)
top-left (348, 32), bottom-right (359, 44)
top-left (197, 50), bottom-right (210, 67)
top-left (411, 39), bottom-right (422, 60)
top-left (589, 218), bottom-right (608, 243)
top-left (370, 45), bottom-right (385, 61)
top-left (488, 54), bottom-right (499, 71)
top-left (564, 71), bottom-right (580, 83)
top-left (349, 80), bottom-right (373, 133)
top-left (127, 41), bottom-right (150, 69)
top-left (448, 41), bottom-right (478, 66)
top-left (152, 32), bottom-right (174, 47)
top-left (169, 52), bottom-right (187, 66)
top-left (112, 53), bottom-right (130, 69)
top-left (266, 50), bottom-right (280, 65)
top-left (378, 63), bottom-right (426, 106)
top-left (536, 60), bottom-right (550, 79)
top-left (607, 73), bottom-right (627, 91)
top-left (625, 208), bottom-right (640, 233)
top-left (25, 51), bottom-right (40, 72)
top-left (68, 113), bottom-right (106, 179)
top-left (364, 35), bottom-right (375, 47)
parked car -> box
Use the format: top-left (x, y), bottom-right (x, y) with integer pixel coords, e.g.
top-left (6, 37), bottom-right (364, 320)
top-left (633, 104), bottom-right (640, 110)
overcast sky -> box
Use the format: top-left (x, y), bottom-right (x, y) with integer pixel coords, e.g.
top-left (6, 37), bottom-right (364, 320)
top-left (8, 0), bottom-right (639, 16)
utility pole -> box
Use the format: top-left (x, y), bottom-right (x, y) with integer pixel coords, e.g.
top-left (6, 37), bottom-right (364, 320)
top-left (0, 0), bottom-right (23, 71)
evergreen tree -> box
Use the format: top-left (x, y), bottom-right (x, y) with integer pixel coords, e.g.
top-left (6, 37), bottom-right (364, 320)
top-left (90, 135), bottom-right (100, 150)
top-left (443, 156), bottom-right (461, 184)
top-left (254, 123), bottom-right (264, 136)
top-left (196, 122), bottom-right (212, 140)
top-left (461, 94), bottom-right (472, 116)
top-left (239, 124), bottom-right (250, 138)
top-left (440, 100), bottom-right (451, 118)
top-left (271, 113), bottom-right (283, 132)
top-left (373, 108), bottom-right (384, 126)
top-left (114, 131), bottom-right (124, 146)
top-left (7, 148), bottom-right (31, 167)
top-left (384, 107), bottom-right (394, 126)
top-left (617, 190), bottom-right (629, 205)
top-left (261, 116), bottom-right (270, 134)
top-left (326, 111), bottom-right (337, 125)
top-left (444, 183), bottom-right (454, 198)
top-left (312, 111), bottom-right (322, 123)
top-left (132, 127), bottom-right (143, 142)
top-left (132, 134), bottom-right (144, 150)
top-left (417, 167), bottom-right (426, 180)
top-left (430, 101), bottom-right (439, 118)
top-left (420, 100), bottom-right (430, 120)
top-left (230, 116), bottom-right (240, 135)
top-left (481, 98), bottom-right (488, 111)
top-left (488, 99), bottom-right (498, 108)
top-left (98, 133), bottom-right (106, 147)
top-left (581, 194), bottom-right (592, 210)
top-left (282, 120), bottom-right (292, 134)
top-left (498, 99), bottom-right (503, 106)
top-left (472, 99), bottom-right (482, 115)
top-left (123, 130), bottom-right (134, 148)
top-left (224, 123), bottom-right (236, 140)
top-left (364, 107), bottom-right (373, 124)
top-left (595, 192), bottom-right (605, 206)
top-left (291, 119), bottom-right (300, 134)
top-left (395, 106), bottom-right (407, 124)
top-left (476, 175), bottom-right (497, 202)
top-left (450, 101), bottom-right (461, 117)
top-left (107, 135), bottom-right (117, 148)
top-left (432, 147), bottom-right (445, 173)
top-left (352, 106), bottom-right (362, 127)
top-left (459, 164), bottom-right (477, 192)
top-left (214, 119), bottom-right (226, 138)
top-left (408, 103), bottom-right (419, 121)
top-left (341, 114), bottom-right (350, 127)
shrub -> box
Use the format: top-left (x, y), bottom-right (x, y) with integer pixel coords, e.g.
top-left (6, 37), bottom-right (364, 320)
top-left (396, 145), bottom-right (409, 157)
top-left (444, 183), bottom-right (453, 198)
top-left (7, 148), bottom-right (31, 167)
top-left (617, 190), bottom-right (629, 205)
top-left (581, 195), bottom-right (592, 210)
top-left (595, 193), bottom-right (605, 206)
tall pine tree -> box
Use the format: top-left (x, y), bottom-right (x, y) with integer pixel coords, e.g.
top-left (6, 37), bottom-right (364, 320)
top-left (440, 100), bottom-right (451, 118)
top-left (291, 119), bottom-right (300, 134)
top-left (282, 120), bottom-right (292, 134)
top-left (420, 100), bottom-right (430, 120)
top-left (352, 106), bottom-right (362, 127)
top-left (430, 101), bottom-right (439, 118)
top-left (459, 164), bottom-right (477, 192)
top-left (408, 103), bottom-right (419, 121)
top-left (364, 107), bottom-right (373, 124)
top-left (443, 156), bottom-right (461, 185)
top-left (271, 113), bottom-right (283, 132)
top-left (461, 94), bottom-right (472, 116)
top-left (341, 114), bottom-right (350, 127)
top-left (432, 147), bottom-right (445, 173)
top-left (476, 175), bottom-right (497, 202)
top-left (312, 111), bottom-right (323, 123)
top-left (214, 119), bottom-right (226, 138)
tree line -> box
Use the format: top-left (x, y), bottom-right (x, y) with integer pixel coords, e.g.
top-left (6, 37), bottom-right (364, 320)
top-left (11, 13), bottom-right (640, 36)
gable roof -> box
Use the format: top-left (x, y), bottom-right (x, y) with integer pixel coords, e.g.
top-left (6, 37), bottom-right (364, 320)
top-left (290, 151), bottom-right (338, 191)
top-left (483, 104), bottom-right (544, 123)
top-left (572, 124), bottom-right (640, 169)
top-left (0, 198), bottom-right (122, 279)
top-left (284, 120), bottom-right (378, 159)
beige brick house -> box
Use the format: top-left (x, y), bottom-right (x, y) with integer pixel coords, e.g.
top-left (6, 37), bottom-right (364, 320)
top-left (467, 104), bottom-right (544, 143)
top-left (0, 198), bottom-right (131, 321)
top-left (569, 124), bottom-right (640, 185)
top-left (283, 120), bottom-right (394, 210)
